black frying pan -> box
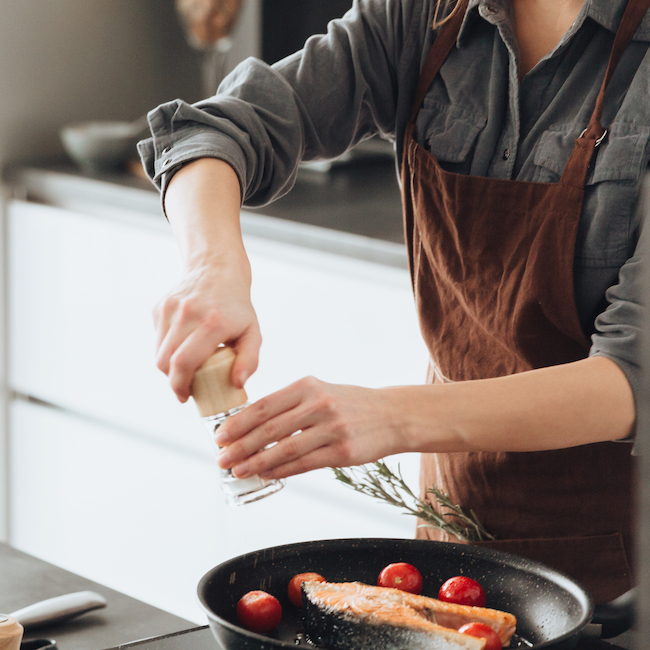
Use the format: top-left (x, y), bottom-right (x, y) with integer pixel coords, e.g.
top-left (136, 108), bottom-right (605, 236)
top-left (197, 538), bottom-right (633, 650)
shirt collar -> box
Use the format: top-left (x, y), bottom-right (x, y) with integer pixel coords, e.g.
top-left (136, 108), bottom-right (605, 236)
top-left (457, 0), bottom-right (650, 45)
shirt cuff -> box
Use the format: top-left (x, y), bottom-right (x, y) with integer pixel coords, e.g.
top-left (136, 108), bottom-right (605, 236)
top-left (137, 104), bottom-right (248, 218)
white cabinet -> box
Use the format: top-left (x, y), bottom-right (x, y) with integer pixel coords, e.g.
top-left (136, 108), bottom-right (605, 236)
top-left (10, 400), bottom-right (422, 622)
top-left (7, 198), bottom-right (429, 622)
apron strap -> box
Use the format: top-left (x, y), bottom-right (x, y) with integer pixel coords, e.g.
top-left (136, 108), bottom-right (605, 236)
top-left (406, 0), bottom-right (650, 190)
top-left (561, 0), bottom-right (650, 188)
top-left (407, 0), bottom-right (470, 124)
top-left (584, 0), bottom-right (650, 140)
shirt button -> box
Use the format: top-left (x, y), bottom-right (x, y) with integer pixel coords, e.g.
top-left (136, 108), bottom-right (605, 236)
top-left (161, 147), bottom-right (171, 155)
top-left (502, 148), bottom-right (510, 160)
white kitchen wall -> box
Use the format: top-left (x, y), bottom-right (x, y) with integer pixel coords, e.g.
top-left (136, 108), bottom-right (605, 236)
top-left (0, 0), bottom-right (260, 541)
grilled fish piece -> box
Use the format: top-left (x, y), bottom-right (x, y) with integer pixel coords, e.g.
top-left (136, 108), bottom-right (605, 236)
top-left (302, 581), bottom-right (517, 649)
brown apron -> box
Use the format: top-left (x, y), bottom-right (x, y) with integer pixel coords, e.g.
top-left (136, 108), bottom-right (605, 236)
top-left (403, 0), bottom-right (649, 604)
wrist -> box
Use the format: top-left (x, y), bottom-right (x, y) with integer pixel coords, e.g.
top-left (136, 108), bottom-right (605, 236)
top-left (164, 157), bottom-right (245, 268)
top-left (184, 239), bottom-right (250, 275)
top-left (382, 384), bottom-right (468, 455)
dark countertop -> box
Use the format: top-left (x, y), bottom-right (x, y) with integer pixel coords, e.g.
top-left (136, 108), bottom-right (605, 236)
top-left (251, 160), bottom-right (404, 245)
top-left (0, 543), bottom-right (195, 650)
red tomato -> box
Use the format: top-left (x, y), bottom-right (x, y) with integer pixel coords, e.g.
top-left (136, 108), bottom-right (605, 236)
top-left (438, 576), bottom-right (486, 607)
top-left (236, 590), bottom-right (282, 633)
top-left (377, 562), bottom-right (423, 595)
top-left (287, 572), bottom-right (326, 608)
top-left (458, 622), bottom-right (502, 650)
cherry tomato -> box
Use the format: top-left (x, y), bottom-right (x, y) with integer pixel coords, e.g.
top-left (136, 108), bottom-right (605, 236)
top-left (236, 590), bottom-right (282, 633)
top-left (438, 576), bottom-right (486, 607)
top-left (377, 562), bottom-right (423, 594)
top-left (458, 622), bottom-right (502, 650)
top-left (287, 572), bottom-right (326, 608)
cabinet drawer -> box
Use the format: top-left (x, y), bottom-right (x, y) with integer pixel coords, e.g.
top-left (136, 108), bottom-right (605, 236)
top-left (8, 200), bottom-right (208, 455)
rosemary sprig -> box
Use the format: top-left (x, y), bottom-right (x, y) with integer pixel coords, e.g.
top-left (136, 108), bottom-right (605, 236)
top-left (332, 460), bottom-right (495, 543)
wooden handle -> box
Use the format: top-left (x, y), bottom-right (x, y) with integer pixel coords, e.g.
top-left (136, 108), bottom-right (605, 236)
top-left (0, 616), bottom-right (23, 650)
top-left (191, 347), bottom-right (248, 417)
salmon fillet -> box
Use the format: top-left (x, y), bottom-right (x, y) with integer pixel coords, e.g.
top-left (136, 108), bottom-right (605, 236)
top-left (302, 581), bottom-right (517, 649)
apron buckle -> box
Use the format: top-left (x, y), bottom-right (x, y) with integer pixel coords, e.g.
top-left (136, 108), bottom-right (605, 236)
top-left (579, 127), bottom-right (608, 147)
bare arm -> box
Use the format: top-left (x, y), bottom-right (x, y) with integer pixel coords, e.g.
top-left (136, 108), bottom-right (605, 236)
top-left (401, 355), bottom-right (635, 453)
top-left (154, 158), bottom-right (261, 402)
top-left (214, 355), bottom-right (635, 480)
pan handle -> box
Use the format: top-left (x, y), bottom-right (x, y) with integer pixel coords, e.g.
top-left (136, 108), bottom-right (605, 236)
top-left (591, 588), bottom-right (636, 639)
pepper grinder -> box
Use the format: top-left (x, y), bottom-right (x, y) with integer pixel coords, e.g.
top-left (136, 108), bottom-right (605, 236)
top-left (0, 616), bottom-right (22, 650)
top-left (191, 346), bottom-right (285, 506)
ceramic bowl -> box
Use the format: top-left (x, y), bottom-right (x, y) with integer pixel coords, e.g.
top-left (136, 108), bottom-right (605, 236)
top-left (60, 120), bottom-right (143, 172)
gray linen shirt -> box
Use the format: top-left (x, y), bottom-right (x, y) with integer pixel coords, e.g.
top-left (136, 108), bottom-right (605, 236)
top-left (139, 0), bottom-right (650, 411)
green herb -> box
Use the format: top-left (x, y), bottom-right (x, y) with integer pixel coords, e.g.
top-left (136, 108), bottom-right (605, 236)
top-left (332, 460), bottom-right (495, 543)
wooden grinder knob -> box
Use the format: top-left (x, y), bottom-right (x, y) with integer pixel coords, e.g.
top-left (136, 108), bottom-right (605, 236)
top-left (0, 616), bottom-right (23, 650)
top-left (191, 347), bottom-right (248, 417)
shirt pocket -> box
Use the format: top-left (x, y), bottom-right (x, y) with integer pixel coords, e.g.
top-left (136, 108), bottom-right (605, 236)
top-left (533, 122), bottom-right (650, 262)
top-left (532, 122), bottom-right (650, 185)
top-left (416, 101), bottom-right (487, 174)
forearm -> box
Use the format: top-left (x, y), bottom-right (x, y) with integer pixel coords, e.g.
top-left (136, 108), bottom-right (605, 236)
top-left (155, 157), bottom-right (262, 399)
top-left (396, 356), bottom-right (636, 454)
top-left (216, 356), bottom-right (635, 480)
top-left (164, 158), bottom-right (245, 271)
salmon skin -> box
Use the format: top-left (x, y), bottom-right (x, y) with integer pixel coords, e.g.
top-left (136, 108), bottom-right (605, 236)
top-left (302, 581), bottom-right (517, 649)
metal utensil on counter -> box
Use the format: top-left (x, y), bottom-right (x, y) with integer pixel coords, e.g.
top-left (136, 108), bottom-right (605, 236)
top-left (19, 640), bottom-right (56, 650)
top-left (1, 591), bottom-right (105, 650)
top-left (10, 591), bottom-right (106, 631)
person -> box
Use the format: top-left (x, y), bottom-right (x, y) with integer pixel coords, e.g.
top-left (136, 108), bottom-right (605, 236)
top-left (139, 0), bottom-right (650, 603)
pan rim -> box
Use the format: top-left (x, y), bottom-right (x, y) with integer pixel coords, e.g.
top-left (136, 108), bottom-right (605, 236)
top-left (197, 537), bottom-right (595, 649)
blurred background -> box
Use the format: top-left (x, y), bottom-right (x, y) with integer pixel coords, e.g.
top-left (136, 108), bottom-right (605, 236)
top-left (0, 0), bottom-right (429, 626)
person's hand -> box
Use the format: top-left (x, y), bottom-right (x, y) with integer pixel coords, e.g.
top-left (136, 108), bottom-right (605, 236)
top-left (154, 158), bottom-right (261, 402)
top-left (213, 377), bottom-right (411, 479)
top-left (154, 252), bottom-right (261, 402)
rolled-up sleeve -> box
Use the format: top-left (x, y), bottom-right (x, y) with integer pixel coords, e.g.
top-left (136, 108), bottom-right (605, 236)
top-left (590, 249), bottom-right (643, 394)
top-left (589, 181), bottom-right (648, 438)
top-left (138, 0), bottom-right (421, 209)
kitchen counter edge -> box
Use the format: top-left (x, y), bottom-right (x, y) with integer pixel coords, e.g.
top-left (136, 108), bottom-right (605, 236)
top-left (4, 166), bottom-right (408, 270)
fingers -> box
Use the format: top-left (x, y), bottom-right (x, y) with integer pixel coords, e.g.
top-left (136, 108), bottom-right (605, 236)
top-left (259, 446), bottom-right (345, 480)
top-left (152, 277), bottom-right (262, 401)
top-left (216, 382), bottom-right (308, 450)
top-left (153, 294), bottom-right (180, 369)
top-left (231, 327), bottom-right (262, 388)
top-left (155, 298), bottom-right (220, 377)
top-left (167, 321), bottom-right (228, 402)
top-left (215, 378), bottom-right (364, 479)
top-left (229, 427), bottom-right (342, 480)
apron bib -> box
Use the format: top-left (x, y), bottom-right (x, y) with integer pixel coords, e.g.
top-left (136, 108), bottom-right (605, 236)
top-left (402, 0), bottom-right (649, 603)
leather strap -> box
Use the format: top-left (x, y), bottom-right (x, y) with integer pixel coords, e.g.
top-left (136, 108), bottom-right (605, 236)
top-left (561, 0), bottom-right (650, 188)
top-left (408, 0), bottom-right (469, 124)
top-left (406, 0), bottom-right (650, 189)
